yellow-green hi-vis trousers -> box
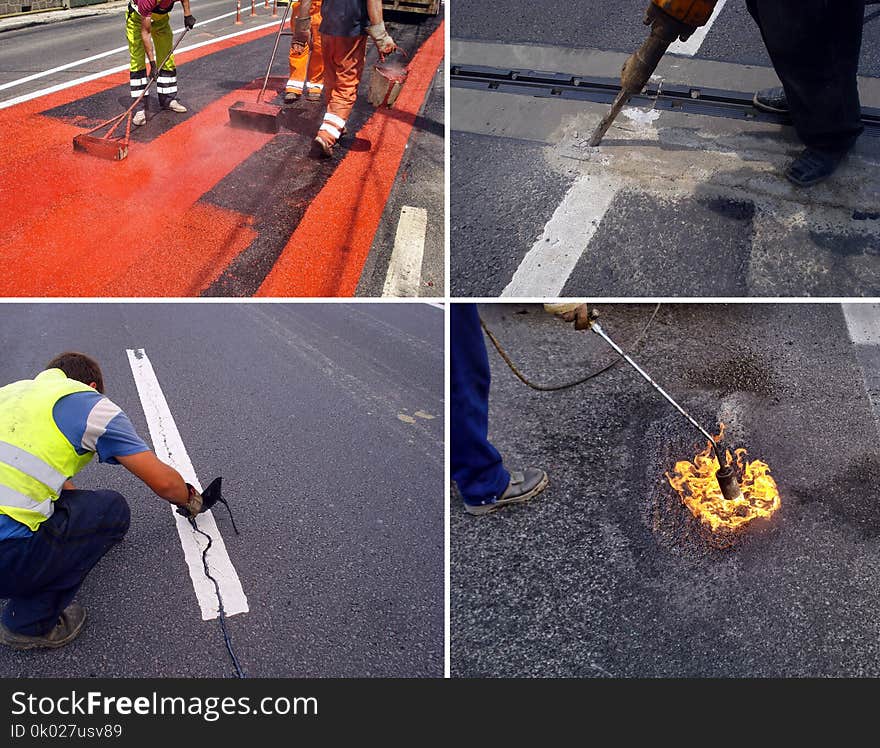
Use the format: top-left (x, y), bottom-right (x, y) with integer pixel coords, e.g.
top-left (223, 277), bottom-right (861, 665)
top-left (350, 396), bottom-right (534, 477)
top-left (125, 8), bottom-right (178, 110)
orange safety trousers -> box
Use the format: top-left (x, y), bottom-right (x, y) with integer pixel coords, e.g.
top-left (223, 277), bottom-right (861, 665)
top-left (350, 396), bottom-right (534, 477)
top-left (287, 0), bottom-right (324, 95)
top-left (317, 33), bottom-right (367, 144)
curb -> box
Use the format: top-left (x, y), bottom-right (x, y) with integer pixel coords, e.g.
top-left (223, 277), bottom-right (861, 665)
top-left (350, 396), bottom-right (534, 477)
top-left (0, 0), bottom-right (127, 33)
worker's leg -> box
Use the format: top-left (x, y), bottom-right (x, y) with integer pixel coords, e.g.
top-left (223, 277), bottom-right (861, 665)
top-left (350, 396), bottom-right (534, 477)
top-left (748, 0), bottom-right (865, 152)
top-left (152, 13), bottom-right (182, 110)
top-left (125, 10), bottom-right (148, 116)
top-left (0, 490), bottom-right (130, 636)
top-left (450, 304), bottom-right (510, 507)
top-left (287, 1), bottom-right (307, 97)
top-left (315, 34), bottom-right (366, 151)
top-left (306, 6), bottom-right (325, 99)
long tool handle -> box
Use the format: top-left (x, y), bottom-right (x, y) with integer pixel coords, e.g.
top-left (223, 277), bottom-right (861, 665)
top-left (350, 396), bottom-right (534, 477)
top-left (591, 321), bottom-right (727, 466)
top-left (257, 0), bottom-right (293, 103)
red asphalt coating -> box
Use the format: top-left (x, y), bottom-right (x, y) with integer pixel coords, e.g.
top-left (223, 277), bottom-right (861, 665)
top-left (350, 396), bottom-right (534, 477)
top-left (0, 20), bottom-right (444, 297)
top-left (257, 22), bottom-right (445, 297)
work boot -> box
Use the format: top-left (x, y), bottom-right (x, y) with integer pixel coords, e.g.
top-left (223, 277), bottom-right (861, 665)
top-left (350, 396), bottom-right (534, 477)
top-left (785, 147), bottom-right (848, 188)
top-left (165, 99), bottom-right (187, 113)
top-left (284, 90), bottom-right (301, 104)
top-left (132, 110), bottom-right (146, 127)
top-left (753, 86), bottom-right (789, 115)
top-left (464, 468), bottom-right (549, 516)
top-left (0, 603), bottom-right (87, 650)
top-left (313, 130), bottom-right (335, 157)
top-left (305, 89), bottom-right (322, 102)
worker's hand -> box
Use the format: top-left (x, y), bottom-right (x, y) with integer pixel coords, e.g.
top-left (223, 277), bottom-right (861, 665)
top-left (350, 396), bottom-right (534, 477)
top-left (366, 22), bottom-right (396, 56)
top-left (544, 303), bottom-right (594, 331)
top-left (184, 14), bottom-right (196, 30)
top-left (175, 483), bottom-right (204, 520)
top-left (148, 60), bottom-right (160, 80)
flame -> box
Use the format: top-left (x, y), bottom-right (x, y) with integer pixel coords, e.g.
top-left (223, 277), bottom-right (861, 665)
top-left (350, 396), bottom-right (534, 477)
top-left (666, 425), bottom-right (780, 533)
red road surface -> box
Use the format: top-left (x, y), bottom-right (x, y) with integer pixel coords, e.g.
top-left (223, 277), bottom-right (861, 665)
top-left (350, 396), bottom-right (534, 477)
top-left (0, 21), bottom-right (444, 297)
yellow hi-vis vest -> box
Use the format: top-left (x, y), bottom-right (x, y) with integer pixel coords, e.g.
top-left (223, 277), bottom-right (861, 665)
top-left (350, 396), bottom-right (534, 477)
top-left (0, 369), bottom-right (97, 531)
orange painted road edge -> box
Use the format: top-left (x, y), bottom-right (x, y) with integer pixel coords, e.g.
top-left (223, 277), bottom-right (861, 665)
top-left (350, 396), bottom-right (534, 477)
top-left (256, 22), bottom-right (445, 297)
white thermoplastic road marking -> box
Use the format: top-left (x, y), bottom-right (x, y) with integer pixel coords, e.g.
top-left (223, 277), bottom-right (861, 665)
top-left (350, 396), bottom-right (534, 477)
top-left (666, 0), bottom-right (728, 57)
top-left (843, 303), bottom-right (880, 345)
top-left (383, 206), bottom-right (429, 297)
top-left (0, 19), bottom-right (279, 110)
top-left (502, 3), bottom-right (726, 297)
top-left (126, 348), bottom-right (248, 621)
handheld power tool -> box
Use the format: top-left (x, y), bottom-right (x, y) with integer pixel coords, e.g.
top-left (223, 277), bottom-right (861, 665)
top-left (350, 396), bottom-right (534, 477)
top-left (585, 309), bottom-right (744, 502)
top-left (589, 0), bottom-right (719, 146)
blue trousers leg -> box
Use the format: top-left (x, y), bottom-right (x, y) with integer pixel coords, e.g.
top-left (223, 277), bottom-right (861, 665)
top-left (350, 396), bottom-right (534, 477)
top-left (0, 489), bottom-right (130, 636)
top-left (451, 304), bottom-right (510, 506)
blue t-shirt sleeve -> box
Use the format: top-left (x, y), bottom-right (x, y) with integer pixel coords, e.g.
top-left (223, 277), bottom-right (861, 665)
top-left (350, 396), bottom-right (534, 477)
top-left (53, 391), bottom-right (150, 465)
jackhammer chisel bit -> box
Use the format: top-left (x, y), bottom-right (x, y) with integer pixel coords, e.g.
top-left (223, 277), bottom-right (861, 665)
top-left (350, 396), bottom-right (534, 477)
top-left (589, 0), bottom-right (718, 146)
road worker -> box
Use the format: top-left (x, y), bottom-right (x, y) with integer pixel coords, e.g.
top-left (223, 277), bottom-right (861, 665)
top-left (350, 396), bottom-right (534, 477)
top-left (285, 0), bottom-right (324, 104)
top-left (0, 353), bottom-right (204, 650)
top-left (313, 0), bottom-right (397, 156)
top-left (451, 305), bottom-right (591, 515)
top-left (126, 0), bottom-right (196, 126)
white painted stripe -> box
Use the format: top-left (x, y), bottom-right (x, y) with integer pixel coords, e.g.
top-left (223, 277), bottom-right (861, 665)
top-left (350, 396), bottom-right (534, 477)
top-left (0, 9), bottom-right (246, 94)
top-left (667, 0), bottom-right (728, 57)
top-left (502, 4), bottom-right (723, 296)
top-left (81, 398), bottom-right (122, 452)
top-left (502, 174), bottom-right (621, 298)
top-left (843, 303), bottom-right (880, 345)
top-left (383, 206), bottom-right (428, 297)
top-left (0, 19), bottom-right (280, 110)
top-left (323, 111), bottom-right (345, 128)
top-left (126, 348), bottom-right (248, 621)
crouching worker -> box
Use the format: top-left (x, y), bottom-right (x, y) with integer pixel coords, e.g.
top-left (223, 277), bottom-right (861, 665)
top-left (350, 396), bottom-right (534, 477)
top-left (0, 353), bottom-right (203, 650)
top-left (126, 0), bottom-right (196, 126)
top-left (313, 0), bottom-right (396, 156)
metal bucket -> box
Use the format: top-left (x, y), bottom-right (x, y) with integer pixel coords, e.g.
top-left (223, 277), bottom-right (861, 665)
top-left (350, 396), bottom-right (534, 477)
top-left (368, 56), bottom-right (409, 108)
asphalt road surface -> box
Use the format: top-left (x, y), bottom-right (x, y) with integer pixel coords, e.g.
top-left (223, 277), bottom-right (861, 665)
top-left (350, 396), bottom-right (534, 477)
top-left (450, 2), bottom-right (880, 297)
top-left (451, 302), bottom-right (880, 677)
top-left (0, 303), bottom-right (444, 677)
top-left (0, 4), bottom-right (445, 297)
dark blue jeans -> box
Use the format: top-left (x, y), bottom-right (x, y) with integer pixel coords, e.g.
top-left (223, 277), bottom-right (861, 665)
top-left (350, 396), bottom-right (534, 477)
top-left (747, 0), bottom-right (865, 152)
top-left (0, 489), bottom-right (130, 636)
top-left (451, 304), bottom-right (510, 507)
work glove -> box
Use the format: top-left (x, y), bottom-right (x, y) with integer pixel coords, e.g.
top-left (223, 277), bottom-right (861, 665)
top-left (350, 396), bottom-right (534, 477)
top-left (544, 303), bottom-right (594, 331)
top-left (184, 14), bottom-right (196, 29)
top-left (148, 60), bottom-right (160, 80)
top-left (366, 22), bottom-right (396, 56)
top-left (176, 483), bottom-right (204, 519)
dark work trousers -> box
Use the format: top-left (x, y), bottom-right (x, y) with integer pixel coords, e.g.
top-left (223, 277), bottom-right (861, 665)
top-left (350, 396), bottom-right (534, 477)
top-left (0, 489), bottom-right (130, 636)
top-left (747, 0), bottom-right (865, 152)
top-left (451, 304), bottom-right (510, 507)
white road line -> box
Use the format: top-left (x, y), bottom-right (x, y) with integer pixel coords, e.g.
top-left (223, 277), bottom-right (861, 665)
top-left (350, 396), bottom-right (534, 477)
top-left (0, 10), bottom-right (242, 94)
top-left (502, 3), bottom-right (726, 297)
top-left (383, 205), bottom-right (428, 297)
top-left (126, 348), bottom-right (248, 622)
top-left (0, 19), bottom-right (279, 110)
top-left (501, 174), bottom-right (621, 298)
top-left (667, 0), bottom-right (728, 57)
top-left (843, 303), bottom-right (880, 345)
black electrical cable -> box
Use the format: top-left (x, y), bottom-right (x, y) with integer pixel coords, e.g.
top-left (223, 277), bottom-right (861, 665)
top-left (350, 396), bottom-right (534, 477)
top-left (188, 514), bottom-right (245, 679)
top-left (480, 303), bottom-right (662, 392)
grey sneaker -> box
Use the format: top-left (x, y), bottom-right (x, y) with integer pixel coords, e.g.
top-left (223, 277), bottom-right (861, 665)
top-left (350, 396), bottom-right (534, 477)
top-left (753, 86), bottom-right (788, 114)
top-left (0, 603), bottom-right (87, 650)
top-left (166, 99), bottom-right (187, 113)
top-left (464, 468), bottom-right (549, 516)
top-left (132, 110), bottom-right (146, 126)
top-left (305, 90), bottom-right (322, 102)
top-left (284, 91), bottom-right (302, 104)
